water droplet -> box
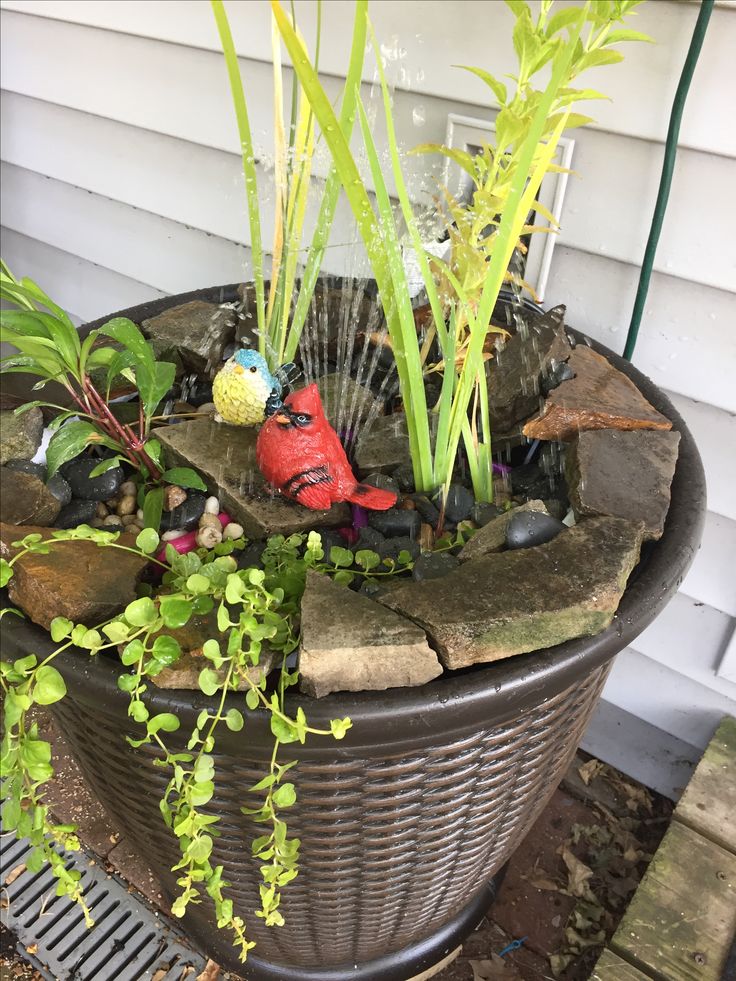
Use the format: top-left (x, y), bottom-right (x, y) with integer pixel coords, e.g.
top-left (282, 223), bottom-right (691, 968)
top-left (412, 104), bottom-right (426, 127)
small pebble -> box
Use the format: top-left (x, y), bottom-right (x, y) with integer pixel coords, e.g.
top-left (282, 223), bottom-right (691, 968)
top-left (398, 497), bottom-right (416, 510)
top-left (103, 514), bottom-right (123, 526)
top-left (471, 502), bottom-right (503, 526)
top-left (412, 495), bottom-right (441, 526)
top-left (117, 495), bottom-right (137, 516)
top-left (162, 528), bottom-right (187, 542)
top-left (164, 485), bottom-right (187, 511)
top-left (121, 514), bottom-right (138, 526)
top-left (45, 473), bottom-right (72, 507)
top-left (136, 508), bottom-right (145, 522)
top-left (196, 524), bottom-right (222, 549)
top-left (106, 497), bottom-right (119, 509)
top-left (440, 483), bottom-right (474, 524)
top-left (368, 507), bottom-right (420, 539)
top-left (119, 480), bottom-right (137, 497)
top-left (61, 455), bottom-right (124, 501)
top-left (199, 512), bottom-right (221, 530)
top-left (204, 495), bottom-right (220, 515)
top-left (160, 490), bottom-right (206, 532)
top-left (197, 401), bottom-right (217, 415)
top-left (506, 510), bottom-right (566, 550)
top-left (223, 522), bottom-right (244, 540)
top-left (391, 463), bottom-right (415, 494)
top-left (90, 518), bottom-right (104, 528)
top-left (126, 524), bottom-right (141, 535)
top-left (96, 502), bottom-right (109, 519)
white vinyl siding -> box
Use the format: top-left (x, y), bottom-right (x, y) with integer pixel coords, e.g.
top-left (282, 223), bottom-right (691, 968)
top-left (1, 0), bottom-right (734, 794)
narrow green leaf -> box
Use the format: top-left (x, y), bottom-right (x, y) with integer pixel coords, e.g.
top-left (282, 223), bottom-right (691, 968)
top-left (161, 468), bottom-right (207, 491)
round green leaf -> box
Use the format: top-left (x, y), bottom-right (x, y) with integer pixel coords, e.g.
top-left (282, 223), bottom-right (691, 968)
top-left (147, 712), bottom-right (180, 734)
top-left (49, 616), bottom-right (73, 642)
top-left (136, 528), bottom-right (160, 554)
top-left (151, 635), bottom-right (181, 666)
top-left (272, 782), bottom-right (297, 808)
top-left (198, 667), bottom-right (220, 697)
top-left (33, 665), bottom-right (67, 705)
top-left (125, 597), bottom-right (157, 627)
top-left (186, 573), bottom-right (211, 595)
top-left (159, 596), bottom-right (193, 630)
top-left (225, 708), bottom-right (244, 732)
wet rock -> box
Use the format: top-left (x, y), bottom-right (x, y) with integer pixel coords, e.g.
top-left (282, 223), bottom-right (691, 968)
top-left (55, 499), bottom-right (98, 529)
top-left (298, 571), bottom-right (442, 697)
top-left (459, 500), bottom-right (549, 562)
top-left (506, 509), bottom-right (565, 550)
top-left (0, 408), bottom-right (44, 465)
top-left (382, 517), bottom-right (644, 669)
top-left (141, 300), bottom-right (235, 374)
top-left (237, 541), bottom-right (266, 571)
top-left (470, 502), bottom-right (504, 527)
top-left (566, 429), bottom-right (681, 540)
top-left (510, 463), bottom-right (557, 501)
top-left (392, 463), bottom-right (415, 493)
top-left (4, 459), bottom-right (46, 481)
top-left (305, 373), bottom-right (383, 430)
top-left (1, 523), bottom-right (146, 631)
top-left (357, 527), bottom-right (385, 551)
top-left (487, 305), bottom-right (571, 432)
top-left (0, 470), bottom-right (61, 526)
top-left (157, 417), bottom-right (350, 537)
top-left (354, 413), bottom-right (411, 475)
top-left (378, 536), bottom-right (420, 564)
top-left (523, 346), bottom-right (672, 442)
top-left (163, 485), bottom-right (187, 511)
top-left (363, 472), bottom-right (400, 496)
top-left (61, 456), bottom-right (125, 501)
top-left (45, 473), bottom-right (72, 507)
top-left (412, 495), bottom-right (441, 526)
top-left (159, 490), bottom-right (206, 532)
top-left (412, 552), bottom-right (460, 581)
top-left (441, 484), bottom-right (474, 524)
top-left (368, 507), bottom-right (421, 539)
top-left (541, 360), bottom-right (575, 396)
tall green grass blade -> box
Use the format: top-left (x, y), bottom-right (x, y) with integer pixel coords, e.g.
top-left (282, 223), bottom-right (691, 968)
top-left (211, 0), bottom-right (266, 354)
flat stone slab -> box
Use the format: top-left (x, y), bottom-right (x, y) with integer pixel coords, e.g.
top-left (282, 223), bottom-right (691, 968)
top-left (0, 406), bottom-right (43, 465)
top-left (156, 417), bottom-right (350, 537)
top-left (299, 570), bottom-right (442, 698)
top-left (1, 523), bottom-right (146, 631)
top-left (381, 516), bottom-right (644, 669)
top-left (487, 304), bottom-right (571, 432)
top-left (566, 429), bottom-right (680, 540)
top-left (353, 413), bottom-right (411, 476)
top-left (522, 346), bottom-right (672, 441)
top-left (0, 469), bottom-right (60, 526)
top-left (459, 500), bottom-right (548, 562)
top-left (141, 300), bottom-right (235, 374)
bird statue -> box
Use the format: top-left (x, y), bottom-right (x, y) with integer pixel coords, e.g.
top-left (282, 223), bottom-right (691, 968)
top-left (256, 384), bottom-right (398, 511)
top-left (212, 348), bottom-right (285, 426)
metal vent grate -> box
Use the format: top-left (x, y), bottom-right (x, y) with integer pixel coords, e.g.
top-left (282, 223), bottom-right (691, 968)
top-left (0, 824), bottom-right (207, 980)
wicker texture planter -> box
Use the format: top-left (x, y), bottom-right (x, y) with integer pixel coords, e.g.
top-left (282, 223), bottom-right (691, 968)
top-left (3, 285), bottom-right (706, 980)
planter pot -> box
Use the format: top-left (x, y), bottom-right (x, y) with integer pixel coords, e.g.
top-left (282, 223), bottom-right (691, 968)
top-left (4, 285), bottom-right (706, 981)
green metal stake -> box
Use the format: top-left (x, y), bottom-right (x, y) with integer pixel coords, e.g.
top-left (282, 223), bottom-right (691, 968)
top-left (623, 0), bottom-right (714, 361)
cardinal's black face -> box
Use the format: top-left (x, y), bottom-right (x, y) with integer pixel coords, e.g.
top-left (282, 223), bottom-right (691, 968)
top-left (273, 407), bottom-right (313, 429)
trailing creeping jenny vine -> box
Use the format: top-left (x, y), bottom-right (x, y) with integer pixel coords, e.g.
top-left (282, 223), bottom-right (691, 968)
top-left (0, 525), bottom-right (365, 962)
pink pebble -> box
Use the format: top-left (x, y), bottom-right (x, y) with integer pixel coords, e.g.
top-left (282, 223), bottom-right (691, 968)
top-left (154, 512), bottom-right (233, 563)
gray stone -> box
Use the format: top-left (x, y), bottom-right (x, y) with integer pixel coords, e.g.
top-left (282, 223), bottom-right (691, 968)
top-left (440, 483), bottom-right (475, 524)
top-left (159, 490), bottom-right (206, 532)
top-left (368, 507), bottom-right (421, 539)
top-left (0, 469), bottom-right (61, 526)
top-left (354, 414), bottom-right (411, 475)
top-left (470, 502), bottom-right (504, 527)
top-left (382, 517), bottom-right (644, 669)
top-left (506, 509), bottom-right (565, 550)
top-left (4, 459), bottom-right (46, 481)
top-left (392, 463), bottom-right (415, 493)
top-left (459, 500), bottom-right (549, 562)
top-left (55, 500), bottom-right (98, 529)
top-left (413, 495), bottom-right (441, 526)
top-left (0, 407), bottom-right (44, 465)
top-left (378, 536), bottom-right (420, 564)
top-left (156, 417), bottom-right (350, 538)
top-left (363, 472), bottom-right (400, 495)
top-left (565, 429), bottom-right (681, 541)
top-left (45, 473), bottom-right (73, 507)
top-left (412, 552), bottom-right (460, 581)
top-left (487, 305), bottom-right (571, 432)
top-left (62, 456), bottom-right (125, 501)
top-left (299, 571), bottom-right (442, 698)
top-left (300, 373), bottom-right (383, 431)
top-left (141, 300), bottom-right (235, 374)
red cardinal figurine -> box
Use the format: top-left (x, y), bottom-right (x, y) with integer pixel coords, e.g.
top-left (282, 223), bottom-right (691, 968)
top-left (255, 384), bottom-right (397, 511)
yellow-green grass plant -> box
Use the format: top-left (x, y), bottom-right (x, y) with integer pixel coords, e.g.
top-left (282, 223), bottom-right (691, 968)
top-left (211, 0), bottom-right (368, 371)
top-left (273, 0), bottom-right (593, 502)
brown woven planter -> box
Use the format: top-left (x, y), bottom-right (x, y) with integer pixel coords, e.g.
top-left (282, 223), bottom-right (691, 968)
top-left (3, 285), bottom-right (706, 980)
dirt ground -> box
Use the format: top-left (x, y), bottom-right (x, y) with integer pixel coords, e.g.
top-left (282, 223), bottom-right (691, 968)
top-left (2, 712), bottom-right (672, 981)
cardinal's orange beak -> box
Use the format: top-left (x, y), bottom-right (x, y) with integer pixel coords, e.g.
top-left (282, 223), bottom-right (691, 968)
top-left (274, 412), bottom-right (291, 425)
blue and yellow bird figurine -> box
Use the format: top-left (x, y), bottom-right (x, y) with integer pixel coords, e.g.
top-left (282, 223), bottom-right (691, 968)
top-left (212, 349), bottom-right (284, 426)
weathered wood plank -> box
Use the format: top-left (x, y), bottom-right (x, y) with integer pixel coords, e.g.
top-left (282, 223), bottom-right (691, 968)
top-left (675, 716), bottom-right (736, 853)
top-left (611, 821), bottom-right (736, 981)
top-left (590, 949), bottom-right (654, 980)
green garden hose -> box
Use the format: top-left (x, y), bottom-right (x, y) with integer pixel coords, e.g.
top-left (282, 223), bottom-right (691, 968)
top-left (623, 0), bottom-right (714, 361)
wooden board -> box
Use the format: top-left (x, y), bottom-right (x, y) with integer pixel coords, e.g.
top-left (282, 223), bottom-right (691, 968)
top-left (610, 821), bottom-right (736, 981)
top-left (590, 949), bottom-right (653, 980)
top-left (675, 716), bottom-right (736, 853)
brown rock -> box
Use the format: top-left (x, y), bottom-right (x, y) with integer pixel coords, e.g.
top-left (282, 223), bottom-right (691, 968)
top-left (354, 413), bottom-right (413, 476)
top-left (0, 407), bottom-right (44, 465)
top-left (141, 300), bottom-right (235, 374)
top-left (299, 571), bottom-right (442, 698)
top-left (459, 500), bottom-right (548, 562)
top-left (156, 417), bottom-right (350, 538)
top-left (0, 470), bottom-right (60, 526)
top-left (566, 429), bottom-right (681, 540)
top-left (1, 523), bottom-right (147, 630)
top-left (487, 304), bottom-right (571, 432)
top-left (381, 517), bottom-right (644, 669)
top-left (522, 346), bottom-right (672, 441)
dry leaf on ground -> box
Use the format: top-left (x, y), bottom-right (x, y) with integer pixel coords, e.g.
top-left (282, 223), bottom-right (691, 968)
top-left (561, 847), bottom-right (596, 902)
top-left (577, 759), bottom-right (604, 786)
top-left (5, 864), bottom-right (26, 886)
top-left (196, 961), bottom-right (220, 981)
top-left (469, 953), bottom-right (522, 980)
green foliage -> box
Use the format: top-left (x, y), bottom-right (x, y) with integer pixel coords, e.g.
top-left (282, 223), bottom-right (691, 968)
top-left (0, 263), bottom-right (174, 483)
